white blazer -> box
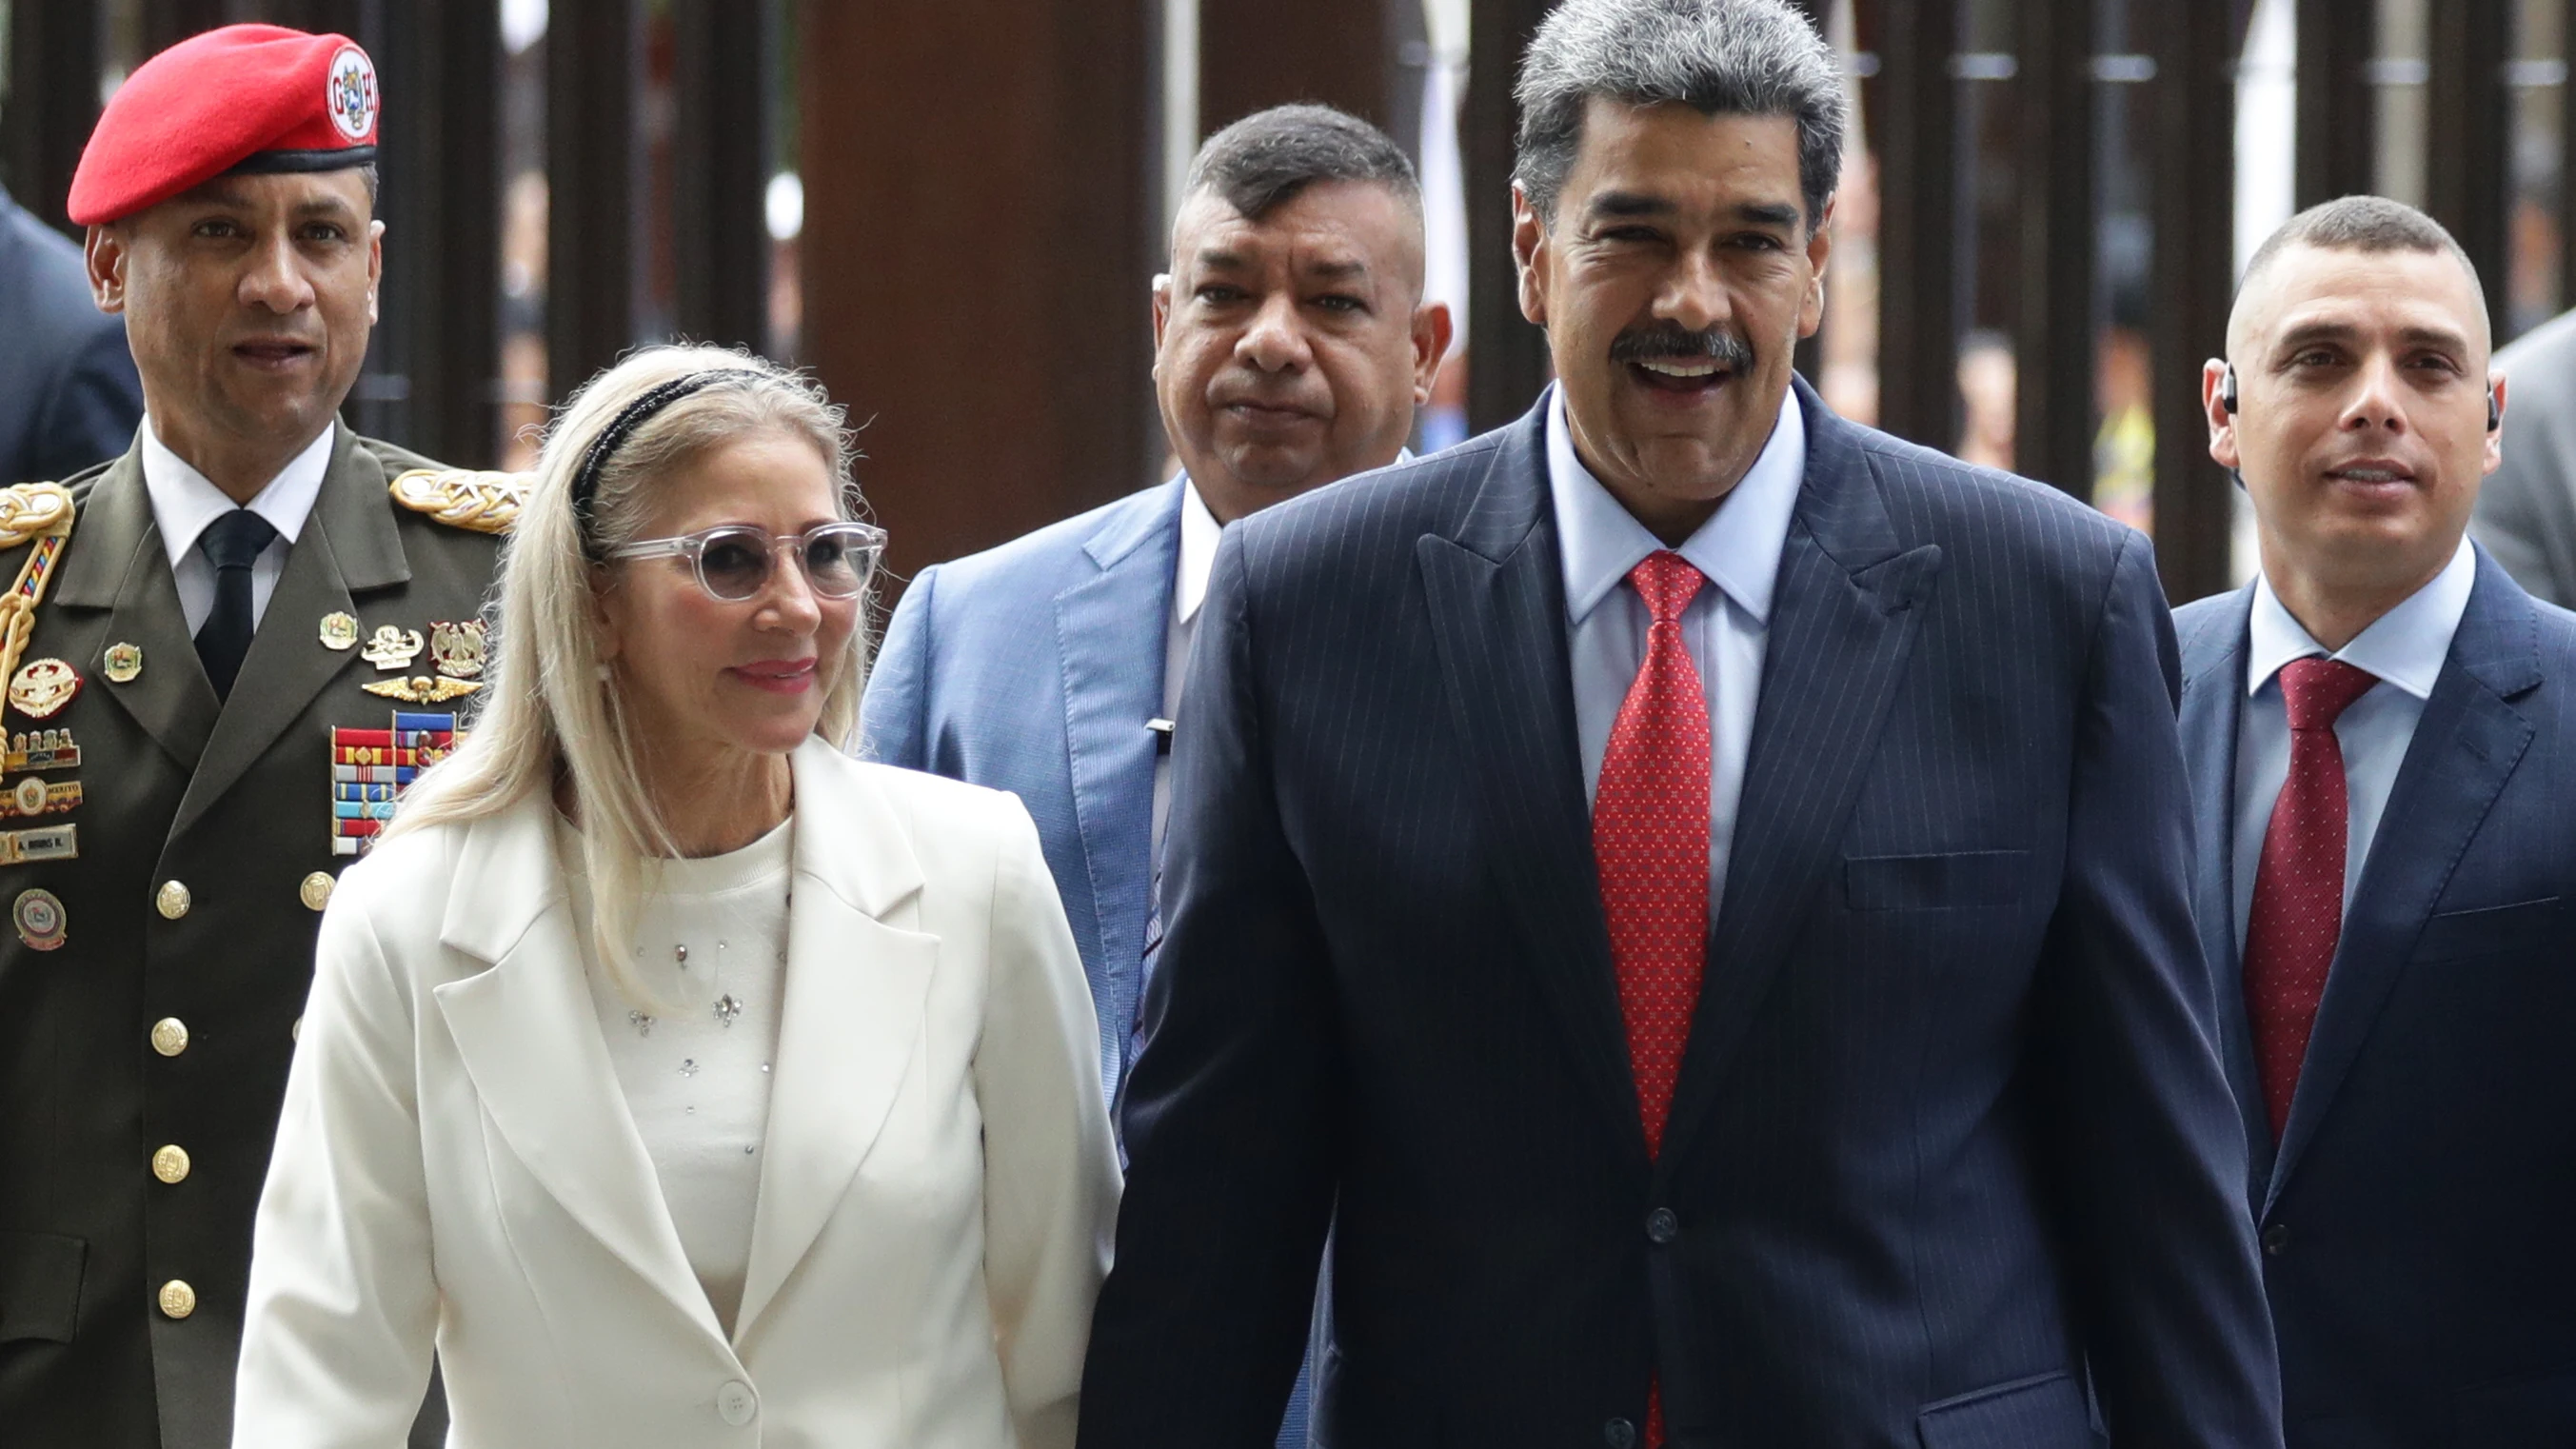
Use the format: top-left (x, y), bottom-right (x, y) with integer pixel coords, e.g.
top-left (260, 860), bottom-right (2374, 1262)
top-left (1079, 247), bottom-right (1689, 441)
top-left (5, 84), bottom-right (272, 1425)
top-left (233, 738), bottom-right (1120, 1448)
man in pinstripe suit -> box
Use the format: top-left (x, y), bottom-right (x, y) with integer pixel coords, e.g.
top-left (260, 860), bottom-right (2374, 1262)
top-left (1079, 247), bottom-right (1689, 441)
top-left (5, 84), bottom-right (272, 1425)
top-left (1079, 3), bottom-right (2280, 1447)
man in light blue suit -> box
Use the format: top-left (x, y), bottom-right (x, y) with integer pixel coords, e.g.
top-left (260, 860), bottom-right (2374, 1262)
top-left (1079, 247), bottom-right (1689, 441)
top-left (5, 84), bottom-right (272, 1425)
top-left (862, 104), bottom-right (1451, 1094)
top-left (862, 107), bottom-right (1449, 1445)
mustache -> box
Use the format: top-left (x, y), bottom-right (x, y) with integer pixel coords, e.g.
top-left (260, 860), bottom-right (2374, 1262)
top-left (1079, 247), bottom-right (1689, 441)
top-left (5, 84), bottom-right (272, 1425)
top-left (1608, 324), bottom-right (1755, 370)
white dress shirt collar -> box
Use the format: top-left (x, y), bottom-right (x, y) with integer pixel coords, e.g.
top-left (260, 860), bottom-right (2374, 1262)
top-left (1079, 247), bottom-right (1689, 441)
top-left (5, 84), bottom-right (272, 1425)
top-left (2246, 534), bottom-right (2476, 703)
top-left (141, 417), bottom-right (334, 569)
top-left (1173, 477), bottom-right (1224, 627)
top-left (1546, 384), bottom-right (1806, 627)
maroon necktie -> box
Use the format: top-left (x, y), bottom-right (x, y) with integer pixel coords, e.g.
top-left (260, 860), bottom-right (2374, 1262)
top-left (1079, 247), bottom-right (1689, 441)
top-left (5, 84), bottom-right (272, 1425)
top-left (2242, 656), bottom-right (2379, 1141)
top-left (1593, 551), bottom-right (1709, 1449)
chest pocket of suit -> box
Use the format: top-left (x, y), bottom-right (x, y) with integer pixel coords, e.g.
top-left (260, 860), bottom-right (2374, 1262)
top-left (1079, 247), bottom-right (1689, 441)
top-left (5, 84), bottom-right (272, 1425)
top-left (2414, 896), bottom-right (2562, 962)
top-left (1843, 849), bottom-right (2030, 911)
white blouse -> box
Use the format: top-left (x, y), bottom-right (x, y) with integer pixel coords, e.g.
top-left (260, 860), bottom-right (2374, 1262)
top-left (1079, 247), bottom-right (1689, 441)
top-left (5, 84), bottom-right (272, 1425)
top-left (559, 815), bottom-right (792, 1337)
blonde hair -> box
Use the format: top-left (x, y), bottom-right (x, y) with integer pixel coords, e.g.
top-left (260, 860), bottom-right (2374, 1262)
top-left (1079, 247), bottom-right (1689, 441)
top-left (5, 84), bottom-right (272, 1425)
top-left (387, 345), bottom-right (869, 1002)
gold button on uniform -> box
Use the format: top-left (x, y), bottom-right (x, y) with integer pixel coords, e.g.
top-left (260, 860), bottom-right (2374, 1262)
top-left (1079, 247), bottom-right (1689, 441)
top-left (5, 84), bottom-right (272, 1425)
top-left (299, 871), bottom-right (334, 912)
top-left (158, 1280), bottom-right (196, 1320)
top-left (151, 1144), bottom-right (190, 1184)
top-left (155, 881), bottom-right (190, 920)
top-left (149, 1018), bottom-right (189, 1057)
top-left (291, 1015), bottom-right (303, 1042)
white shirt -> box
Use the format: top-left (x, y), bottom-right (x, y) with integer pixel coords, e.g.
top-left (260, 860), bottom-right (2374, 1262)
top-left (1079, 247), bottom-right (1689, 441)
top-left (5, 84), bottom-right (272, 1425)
top-left (564, 816), bottom-right (793, 1340)
top-left (2230, 536), bottom-right (2475, 945)
top-left (140, 418), bottom-right (334, 636)
top-left (1151, 479), bottom-right (1226, 856)
top-left (1548, 384), bottom-right (1806, 914)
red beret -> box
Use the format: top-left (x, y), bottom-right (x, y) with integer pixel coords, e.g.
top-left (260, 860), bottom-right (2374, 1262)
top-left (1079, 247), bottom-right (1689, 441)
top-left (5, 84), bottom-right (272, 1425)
top-left (69, 24), bottom-right (380, 227)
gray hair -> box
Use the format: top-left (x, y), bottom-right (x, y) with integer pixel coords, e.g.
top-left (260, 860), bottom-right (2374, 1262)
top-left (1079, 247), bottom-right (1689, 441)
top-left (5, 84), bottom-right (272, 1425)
top-left (1514, 0), bottom-right (1847, 229)
top-left (1183, 103), bottom-right (1420, 225)
top-left (2239, 194), bottom-right (2485, 313)
top-left (387, 344), bottom-right (869, 1006)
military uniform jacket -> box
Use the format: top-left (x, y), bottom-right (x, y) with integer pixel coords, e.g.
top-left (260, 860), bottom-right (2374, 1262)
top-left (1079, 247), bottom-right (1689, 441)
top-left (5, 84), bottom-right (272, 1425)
top-left (0, 427), bottom-right (507, 1449)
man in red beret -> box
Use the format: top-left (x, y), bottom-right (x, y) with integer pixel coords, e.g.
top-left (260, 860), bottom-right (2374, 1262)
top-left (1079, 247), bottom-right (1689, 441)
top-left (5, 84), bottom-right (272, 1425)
top-left (0, 25), bottom-right (507, 1449)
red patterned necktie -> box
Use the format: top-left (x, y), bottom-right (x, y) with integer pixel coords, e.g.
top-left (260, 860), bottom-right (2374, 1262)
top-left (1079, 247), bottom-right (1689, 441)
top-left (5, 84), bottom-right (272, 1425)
top-left (1594, 551), bottom-right (1710, 1449)
top-left (2242, 655), bottom-right (2379, 1142)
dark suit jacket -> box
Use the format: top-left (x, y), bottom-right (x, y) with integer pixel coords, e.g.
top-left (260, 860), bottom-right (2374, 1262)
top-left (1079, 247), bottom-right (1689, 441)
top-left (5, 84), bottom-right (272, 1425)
top-left (0, 184), bottom-right (143, 486)
top-left (1080, 383), bottom-right (2281, 1449)
top-left (2177, 551), bottom-right (2576, 1448)
top-left (0, 430), bottom-right (504, 1449)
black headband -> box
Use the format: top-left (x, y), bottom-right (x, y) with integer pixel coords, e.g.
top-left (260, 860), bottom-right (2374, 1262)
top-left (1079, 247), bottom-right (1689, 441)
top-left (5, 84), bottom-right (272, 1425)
top-left (573, 368), bottom-right (766, 557)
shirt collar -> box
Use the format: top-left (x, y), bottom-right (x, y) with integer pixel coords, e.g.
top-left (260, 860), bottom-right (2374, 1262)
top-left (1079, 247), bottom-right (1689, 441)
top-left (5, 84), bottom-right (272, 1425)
top-left (2246, 533), bottom-right (2476, 702)
top-left (141, 417), bottom-right (335, 569)
top-left (1546, 383), bottom-right (1806, 626)
top-left (1174, 475), bottom-right (1225, 625)
top-left (1173, 449), bottom-right (1417, 625)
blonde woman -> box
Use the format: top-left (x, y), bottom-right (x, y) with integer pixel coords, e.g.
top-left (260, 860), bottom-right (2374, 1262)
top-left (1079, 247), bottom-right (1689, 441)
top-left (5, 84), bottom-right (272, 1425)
top-left (232, 347), bottom-right (1120, 1448)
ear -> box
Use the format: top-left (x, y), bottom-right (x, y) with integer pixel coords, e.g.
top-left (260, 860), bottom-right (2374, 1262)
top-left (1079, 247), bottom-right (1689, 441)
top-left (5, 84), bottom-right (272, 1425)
top-left (1151, 270), bottom-right (1173, 353)
top-left (2484, 370), bottom-right (2507, 476)
top-left (589, 566), bottom-right (627, 665)
top-left (1411, 300), bottom-right (1456, 405)
top-left (367, 217), bottom-right (386, 324)
top-left (1512, 183), bottom-right (1550, 328)
top-left (85, 226), bottom-right (129, 314)
top-left (1798, 194), bottom-right (1835, 340)
top-left (2202, 358), bottom-right (2239, 470)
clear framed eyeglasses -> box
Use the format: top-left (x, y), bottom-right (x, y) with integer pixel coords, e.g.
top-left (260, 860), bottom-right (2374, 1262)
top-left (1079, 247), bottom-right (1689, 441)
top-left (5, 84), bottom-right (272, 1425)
top-left (604, 521), bottom-right (888, 603)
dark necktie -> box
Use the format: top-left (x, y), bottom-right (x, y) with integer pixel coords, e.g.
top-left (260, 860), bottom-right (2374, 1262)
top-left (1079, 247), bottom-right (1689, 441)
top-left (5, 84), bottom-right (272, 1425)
top-left (1593, 550), bottom-right (1710, 1449)
top-left (194, 509), bottom-right (279, 700)
top-left (2242, 655), bottom-right (2379, 1141)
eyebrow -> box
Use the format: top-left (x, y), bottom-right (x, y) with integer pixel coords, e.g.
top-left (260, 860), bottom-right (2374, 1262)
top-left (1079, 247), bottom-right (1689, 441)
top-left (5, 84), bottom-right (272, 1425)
top-left (2273, 320), bottom-right (2471, 357)
top-left (1583, 191), bottom-right (1802, 230)
top-left (1304, 258), bottom-right (1369, 283)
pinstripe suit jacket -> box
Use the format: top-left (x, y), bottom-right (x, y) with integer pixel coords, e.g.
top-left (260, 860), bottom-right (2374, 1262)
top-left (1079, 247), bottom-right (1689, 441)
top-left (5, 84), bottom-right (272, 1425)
top-left (1080, 382), bottom-right (2282, 1449)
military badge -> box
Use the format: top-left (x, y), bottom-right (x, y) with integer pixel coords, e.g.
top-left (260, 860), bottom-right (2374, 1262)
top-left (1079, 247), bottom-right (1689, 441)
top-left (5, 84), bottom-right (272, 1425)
top-left (361, 625), bottom-right (424, 671)
top-left (429, 620), bottom-right (487, 679)
top-left (8, 730), bottom-right (79, 772)
top-left (2, 777), bottom-right (76, 819)
top-left (12, 888), bottom-right (66, 951)
top-left (0, 825), bottom-right (76, 864)
top-left (6, 658), bottom-right (79, 720)
top-left (103, 643), bottom-right (142, 684)
top-left (319, 611), bottom-right (360, 650)
top-left (389, 468), bottom-right (526, 534)
top-left (328, 711), bottom-right (462, 855)
top-left (361, 675), bottom-right (480, 705)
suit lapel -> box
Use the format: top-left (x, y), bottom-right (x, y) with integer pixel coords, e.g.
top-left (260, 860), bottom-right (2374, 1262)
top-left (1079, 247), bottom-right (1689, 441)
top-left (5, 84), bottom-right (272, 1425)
top-left (2177, 586), bottom-right (2273, 1192)
top-left (172, 427), bottom-right (407, 839)
top-left (431, 799), bottom-right (723, 1343)
top-left (1418, 404), bottom-right (1643, 1147)
top-left (736, 741), bottom-right (938, 1340)
top-left (1053, 483), bottom-right (1181, 1012)
top-left (1659, 384), bottom-right (1942, 1170)
top-left (50, 448), bottom-right (220, 770)
top-left (2266, 555), bottom-right (2540, 1209)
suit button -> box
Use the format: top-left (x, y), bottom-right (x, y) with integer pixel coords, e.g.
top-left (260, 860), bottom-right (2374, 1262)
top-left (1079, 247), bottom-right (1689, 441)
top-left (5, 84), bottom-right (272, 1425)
top-left (150, 1018), bottom-right (189, 1057)
top-left (299, 871), bottom-right (335, 911)
top-left (1605, 1416), bottom-right (1636, 1449)
top-left (151, 1144), bottom-right (190, 1184)
top-left (155, 881), bottom-right (190, 920)
top-left (716, 1380), bottom-right (756, 1426)
top-left (2262, 1223), bottom-right (2289, 1257)
top-left (1646, 1207), bottom-right (1679, 1244)
top-left (158, 1280), bottom-right (196, 1320)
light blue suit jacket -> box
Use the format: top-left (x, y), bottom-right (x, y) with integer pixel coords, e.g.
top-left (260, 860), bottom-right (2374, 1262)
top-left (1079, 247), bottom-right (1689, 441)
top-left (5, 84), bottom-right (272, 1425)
top-left (860, 479), bottom-right (1181, 1100)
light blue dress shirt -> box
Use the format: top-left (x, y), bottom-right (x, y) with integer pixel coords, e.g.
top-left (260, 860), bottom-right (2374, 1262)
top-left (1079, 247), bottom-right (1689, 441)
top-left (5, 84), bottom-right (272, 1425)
top-left (1545, 383), bottom-right (1807, 915)
top-left (2229, 536), bottom-right (2476, 945)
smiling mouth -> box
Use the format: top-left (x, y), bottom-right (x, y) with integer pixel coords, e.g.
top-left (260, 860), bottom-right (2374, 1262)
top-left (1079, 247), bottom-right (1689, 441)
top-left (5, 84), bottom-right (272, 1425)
top-left (1628, 357), bottom-right (1734, 395)
top-left (731, 659), bottom-right (818, 694)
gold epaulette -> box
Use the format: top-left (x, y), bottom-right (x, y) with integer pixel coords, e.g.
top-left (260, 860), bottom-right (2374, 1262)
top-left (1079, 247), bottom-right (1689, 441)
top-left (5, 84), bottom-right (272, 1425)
top-left (389, 469), bottom-right (527, 535)
top-left (0, 484), bottom-right (76, 548)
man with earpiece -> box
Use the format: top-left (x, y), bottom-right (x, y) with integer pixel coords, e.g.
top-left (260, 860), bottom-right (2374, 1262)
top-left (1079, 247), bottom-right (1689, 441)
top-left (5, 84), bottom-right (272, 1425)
top-left (2178, 194), bottom-right (2576, 1449)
